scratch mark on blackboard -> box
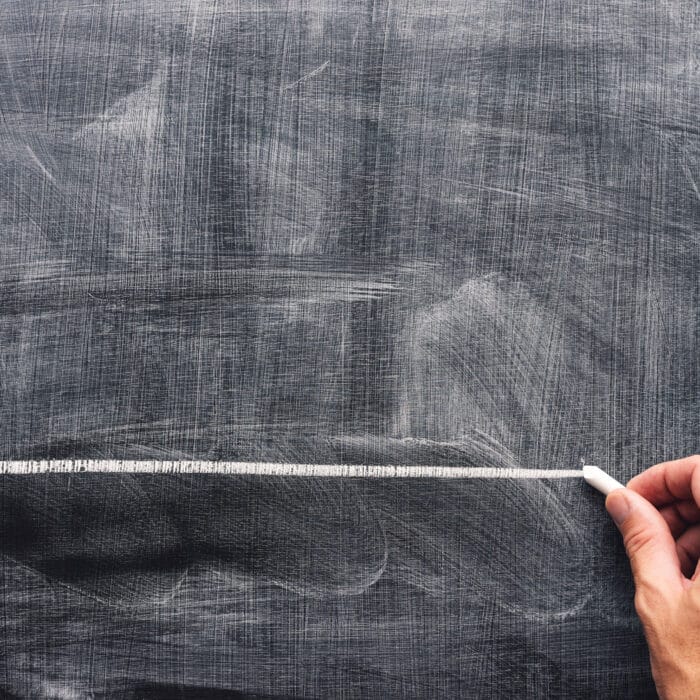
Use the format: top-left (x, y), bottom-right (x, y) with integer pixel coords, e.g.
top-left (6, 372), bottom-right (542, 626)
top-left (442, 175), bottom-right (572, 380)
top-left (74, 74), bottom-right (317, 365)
top-left (282, 59), bottom-right (330, 91)
top-left (24, 145), bottom-right (56, 183)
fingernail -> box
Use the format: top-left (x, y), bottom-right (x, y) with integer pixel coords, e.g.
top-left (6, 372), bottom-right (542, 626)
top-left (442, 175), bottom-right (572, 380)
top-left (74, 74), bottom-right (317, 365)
top-left (606, 490), bottom-right (631, 527)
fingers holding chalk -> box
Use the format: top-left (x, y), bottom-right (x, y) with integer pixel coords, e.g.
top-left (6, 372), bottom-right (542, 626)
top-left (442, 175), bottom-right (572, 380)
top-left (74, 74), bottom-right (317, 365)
top-left (584, 465), bottom-right (686, 585)
top-left (627, 455), bottom-right (700, 507)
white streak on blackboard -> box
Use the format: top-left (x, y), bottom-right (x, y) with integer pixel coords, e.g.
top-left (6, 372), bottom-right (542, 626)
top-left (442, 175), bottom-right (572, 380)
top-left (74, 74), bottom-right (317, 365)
top-left (282, 60), bottom-right (330, 90)
top-left (0, 460), bottom-right (583, 478)
top-left (24, 145), bottom-right (56, 183)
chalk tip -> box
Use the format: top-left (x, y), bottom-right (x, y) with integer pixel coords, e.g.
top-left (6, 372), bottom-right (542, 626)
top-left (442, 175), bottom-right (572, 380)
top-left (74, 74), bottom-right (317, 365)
top-left (582, 464), bottom-right (604, 482)
top-left (582, 464), bottom-right (626, 496)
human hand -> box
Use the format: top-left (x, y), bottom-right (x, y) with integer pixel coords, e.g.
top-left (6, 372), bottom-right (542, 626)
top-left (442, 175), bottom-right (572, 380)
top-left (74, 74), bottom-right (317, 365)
top-left (606, 455), bottom-right (700, 700)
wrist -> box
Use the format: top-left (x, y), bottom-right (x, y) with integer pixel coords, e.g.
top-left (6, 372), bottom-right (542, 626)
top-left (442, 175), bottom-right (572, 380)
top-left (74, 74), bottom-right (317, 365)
top-left (651, 656), bottom-right (700, 700)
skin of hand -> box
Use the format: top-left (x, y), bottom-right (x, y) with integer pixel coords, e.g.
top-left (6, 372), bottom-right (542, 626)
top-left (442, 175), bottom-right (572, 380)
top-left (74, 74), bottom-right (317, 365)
top-left (606, 455), bottom-right (700, 700)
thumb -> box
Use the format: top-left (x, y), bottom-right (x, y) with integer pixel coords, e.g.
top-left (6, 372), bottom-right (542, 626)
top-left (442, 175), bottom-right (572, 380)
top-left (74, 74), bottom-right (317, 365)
top-left (606, 488), bottom-right (684, 593)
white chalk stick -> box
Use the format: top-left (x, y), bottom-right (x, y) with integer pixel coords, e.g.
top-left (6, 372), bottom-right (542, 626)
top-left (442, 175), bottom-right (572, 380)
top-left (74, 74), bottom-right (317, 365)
top-left (582, 465), bottom-right (625, 496)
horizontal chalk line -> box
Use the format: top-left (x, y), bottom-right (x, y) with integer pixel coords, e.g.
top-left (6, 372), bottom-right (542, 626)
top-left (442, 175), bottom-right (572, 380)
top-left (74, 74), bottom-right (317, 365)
top-left (0, 460), bottom-right (584, 479)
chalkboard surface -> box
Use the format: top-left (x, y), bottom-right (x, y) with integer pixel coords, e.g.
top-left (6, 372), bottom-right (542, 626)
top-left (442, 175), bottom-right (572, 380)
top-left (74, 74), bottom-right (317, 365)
top-left (0, 0), bottom-right (698, 697)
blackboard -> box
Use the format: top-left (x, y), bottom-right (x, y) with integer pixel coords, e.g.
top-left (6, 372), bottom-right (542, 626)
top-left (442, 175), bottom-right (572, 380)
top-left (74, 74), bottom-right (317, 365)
top-left (1, 0), bottom-right (698, 697)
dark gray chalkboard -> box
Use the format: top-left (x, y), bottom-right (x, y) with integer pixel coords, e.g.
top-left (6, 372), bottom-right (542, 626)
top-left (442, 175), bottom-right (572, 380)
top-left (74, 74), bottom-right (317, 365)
top-left (0, 0), bottom-right (698, 697)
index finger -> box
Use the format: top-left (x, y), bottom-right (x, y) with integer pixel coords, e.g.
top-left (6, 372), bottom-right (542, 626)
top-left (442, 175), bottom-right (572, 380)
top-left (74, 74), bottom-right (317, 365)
top-left (627, 455), bottom-right (700, 507)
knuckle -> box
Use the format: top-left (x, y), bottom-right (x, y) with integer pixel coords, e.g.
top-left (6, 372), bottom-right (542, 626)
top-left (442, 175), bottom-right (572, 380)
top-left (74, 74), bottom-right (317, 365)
top-left (624, 526), bottom-right (656, 558)
top-left (633, 587), bottom-right (664, 623)
top-left (631, 570), bottom-right (665, 601)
